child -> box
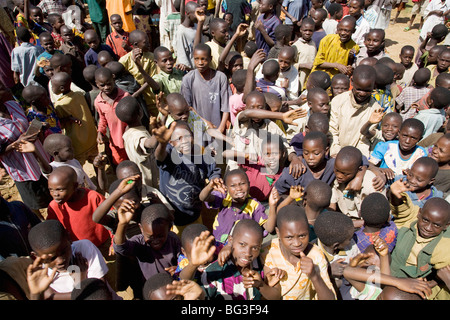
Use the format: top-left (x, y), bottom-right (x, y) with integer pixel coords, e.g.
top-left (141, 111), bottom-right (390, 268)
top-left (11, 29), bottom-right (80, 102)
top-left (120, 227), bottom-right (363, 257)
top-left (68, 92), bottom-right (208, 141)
top-left (205, 18), bottom-right (234, 70)
top-left (229, 69), bottom-right (247, 124)
top-left (354, 192), bottom-right (398, 253)
top-left (50, 71), bottom-right (98, 166)
top-left (254, 0), bottom-right (281, 55)
top-left (180, 43), bottom-right (230, 133)
top-left (414, 86), bottom-right (449, 139)
top-left (27, 219), bottom-right (116, 300)
top-left (242, 40), bottom-right (258, 69)
top-left (115, 96), bottom-right (159, 189)
top-left (267, 24), bottom-right (292, 60)
top-left (398, 45), bottom-right (419, 89)
top-left (46, 166), bottom-right (111, 253)
top-left (199, 169), bottom-right (274, 244)
top-left (113, 203), bottom-right (181, 293)
top-left (396, 67), bottom-right (432, 120)
top-left (310, 8), bottom-right (327, 50)
top-left (82, 64), bottom-right (100, 116)
top-left (119, 29), bottom-right (160, 117)
top-left (153, 120), bottom-right (221, 235)
top-left (46, 13), bottom-right (65, 48)
top-left (388, 193), bottom-right (450, 300)
top-left (369, 118), bottom-right (428, 178)
top-left (142, 272), bottom-right (206, 300)
top-left (355, 29), bottom-right (387, 66)
top-left (106, 14), bottom-right (132, 59)
top-left (291, 17), bottom-right (317, 91)
top-left (329, 146), bottom-right (387, 222)
top-left (322, 3), bottom-right (343, 35)
top-left (392, 157), bottom-right (443, 208)
top-left (371, 63), bottom-right (395, 113)
top-left (361, 111), bottom-right (403, 152)
top-left (84, 29), bottom-right (117, 67)
top-left (37, 32), bottom-right (63, 73)
top-left (105, 0), bottom-right (135, 33)
top-left (11, 26), bottom-right (44, 86)
top-left (310, 16), bottom-right (359, 79)
top-left (330, 73), bottom-right (350, 98)
top-left (429, 133), bottom-right (450, 198)
top-left (21, 84), bottom-right (62, 137)
top-left (275, 47), bottom-right (300, 101)
top-left (312, 210), bottom-right (361, 300)
top-left (201, 219), bottom-right (281, 300)
top-left (59, 24), bottom-right (87, 68)
top-left (427, 48), bottom-right (450, 88)
top-left (152, 46), bottom-right (184, 96)
top-left (261, 205), bottom-right (336, 300)
top-left (255, 59), bottom-right (287, 100)
top-left (416, 24), bottom-right (448, 67)
top-left (329, 65), bottom-right (382, 158)
top-left (275, 131), bottom-right (336, 195)
top-left (94, 67), bottom-right (129, 166)
top-left (348, 0), bottom-right (370, 47)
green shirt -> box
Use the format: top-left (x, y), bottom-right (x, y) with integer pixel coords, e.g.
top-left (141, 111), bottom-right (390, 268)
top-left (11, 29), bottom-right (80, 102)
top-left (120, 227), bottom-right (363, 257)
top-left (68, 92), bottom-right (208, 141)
top-left (153, 68), bottom-right (184, 96)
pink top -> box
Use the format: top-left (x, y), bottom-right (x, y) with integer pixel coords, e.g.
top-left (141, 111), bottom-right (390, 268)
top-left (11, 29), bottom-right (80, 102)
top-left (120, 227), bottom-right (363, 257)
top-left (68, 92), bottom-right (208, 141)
top-left (94, 88), bottom-right (129, 149)
top-left (229, 93), bottom-right (246, 125)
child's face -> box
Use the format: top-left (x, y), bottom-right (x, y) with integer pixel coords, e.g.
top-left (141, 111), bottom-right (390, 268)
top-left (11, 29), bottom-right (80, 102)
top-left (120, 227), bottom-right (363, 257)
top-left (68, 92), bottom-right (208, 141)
top-left (351, 77), bottom-right (374, 104)
top-left (193, 49), bottom-right (211, 73)
top-left (198, 0), bottom-right (208, 11)
top-left (400, 50), bottom-right (414, 67)
top-left (48, 173), bottom-right (78, 205)
top-left (30, 8), bottom-right (44, 24)
top-left (61, 27), bottom-right (75, 43)
top-left (417, 206), bottom-right (449, 239)
top-left (278, 52), bottom-right (294, 73)
top-left (224, 14), bottom-right (233, 27)
top-left (334, 159), bottom-right (359, 184)
top-left (140, 221), bottom-right (170, 251)
top-left (331, 79), bottom-right (349, 96)
top-left (405, 164), bottom-right (434, 193)
top-left (246, 95), bottom-right (266, 124)
top-left (85, 33), bottom-right (100, 50)
top-left (364, 32), bottom-right (384, 54)
top-left (33, 238), bottom-right (72, 272)
top-left (303, 138), bottom-right (327, 169)
top-left (52, 17), bottom-right (65, 32)
top-left (225, 173), bottom-right (249, 204)
top-left (311, 0), bottom-right (323, 9)
top-left (228, 57), bottom-right (244, 74)
top-left (437, 52), bottom-right (450, 71)
top-left (170, 127), bottom-right (193, 154)
top-left (381, 115), bottom-right (402, 141)
top-left (96, 74), bottom-right (116, 96)
top-left (258, 0), bottom-right (273, 14)
top-left (430, 137), bottom-right (450, 165)
top-left (110, 16), bottom-right (123, 33)
top-left (300, 23), bottom-right (314, 42)
top-left (262, 142), bottom-right (283, 172)
top-left (348, 0), bottom-right (363, 17)
top-left (398, 126), bottom-right (422, 153)
top-left (337, 21), bottom-right (355, 43)
top-left (212, 23), bottom-right (229, 45)
top-left (156, 51), bottom-right (175, 73)
top-left (230, 230), bottom-right (262, 269)
top-left (308, 94), bottom-right (330, 114)
top-left (44, 65), bottom-right (54, 78)
top-left (169, 104), bottom-right (190, 122)
top-left (276, 220), bottom-right (310, 257)
top-left (41, 37), bottom-right (56, 54)
top-left (134, 35), bottom-right (151, 52)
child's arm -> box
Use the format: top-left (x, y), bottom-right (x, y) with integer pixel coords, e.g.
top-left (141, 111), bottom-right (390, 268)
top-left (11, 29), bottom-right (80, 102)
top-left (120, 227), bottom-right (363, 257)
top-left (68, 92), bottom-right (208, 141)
top-left (276, 185), bottom-right (304, 212)
top-left (254, 18), bottom-right (275, 48)
top-left (92, 174), bottom-right (140, 224)
top-left (92, 152), bottom-right (108, 193)
top-left (178, 230), bottom-right (216, 281)
top-left (238, 108), bottom-right (307, 125)
top-left (151, 119), bottom-right (176, 162)
top-left (14, 140), bottom-right (52, 174)
top-left (132, 51), bottom-right (160, 94)
top-left (263, 187), bottom-right (280, 233)
top-left (389, 177), bottom-right (411, 207)
top-left (373, 234), bottom-right (390, 276)
top-left (242, 49), bottom-right (266, 103)
top-left (194, 7), bottom-right (206, 49)
top-left (113, 199), bottom-right (137, 246)
top-left (165, 279), bottom-right (206, 300)
top-left (360, 108), bottom-right (384, 140)
top-left (199, 177), bottom-right (227, 203)
top-left (299, 250), bottom-right (336, 300)
top-left (26, 256), bottom-right (58, 300)
top-left (217, 23), bottom-right (249, 72)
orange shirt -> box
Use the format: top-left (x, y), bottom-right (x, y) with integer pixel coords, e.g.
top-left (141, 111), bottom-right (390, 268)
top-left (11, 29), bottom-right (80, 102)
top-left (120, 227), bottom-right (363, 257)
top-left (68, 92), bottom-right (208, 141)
top-left (106, 0), bottom-right (136, 33)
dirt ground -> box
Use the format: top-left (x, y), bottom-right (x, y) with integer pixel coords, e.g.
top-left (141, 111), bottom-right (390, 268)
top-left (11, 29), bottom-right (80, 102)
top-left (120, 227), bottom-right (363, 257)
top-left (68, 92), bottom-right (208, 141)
top-left (0, 5), bottom-right (423, 205)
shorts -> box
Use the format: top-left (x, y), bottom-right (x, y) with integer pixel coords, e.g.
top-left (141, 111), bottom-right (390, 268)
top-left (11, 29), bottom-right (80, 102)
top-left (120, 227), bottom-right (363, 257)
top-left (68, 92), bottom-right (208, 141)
top-left (14, 174), bottom-right (52, 210)
top-left (411, 0), bottom-right (427, 16)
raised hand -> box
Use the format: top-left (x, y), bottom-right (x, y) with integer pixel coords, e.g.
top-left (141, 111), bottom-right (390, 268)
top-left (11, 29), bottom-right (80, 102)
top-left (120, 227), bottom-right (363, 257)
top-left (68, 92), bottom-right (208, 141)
top-left (166, 279), bottom-right (205, 300)
top-left (235, 23), bottom-right (249, 37)
top-left (210, 177), bottom-right (227, 194)
top-left (268, 187), bottom-right (280, 207)
top-left (369, 108), bottom-right (385, 124)
top-left (190, 230), bottom-right (216, 267)
top-left (390, 177), bottom-right (411, 199)
top-left (195, 7), bottom-right (206, 23)
top-left (289, 185), bottom-right (304, 201)
top-left (282, 108), bottom-right (308, 125)
top-left (117, 198), bottom-right (136, 225)
top-left (151, 120), bottom-right (176, 144)
top-left (299, 251), bottom-right (317, 278)
top-left (27, 256), bottom-right (58, 299)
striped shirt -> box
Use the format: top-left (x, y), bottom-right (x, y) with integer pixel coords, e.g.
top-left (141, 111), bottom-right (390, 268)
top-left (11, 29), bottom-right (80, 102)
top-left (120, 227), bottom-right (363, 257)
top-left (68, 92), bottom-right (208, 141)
top-left (0, 100), bottom-right (47, 182)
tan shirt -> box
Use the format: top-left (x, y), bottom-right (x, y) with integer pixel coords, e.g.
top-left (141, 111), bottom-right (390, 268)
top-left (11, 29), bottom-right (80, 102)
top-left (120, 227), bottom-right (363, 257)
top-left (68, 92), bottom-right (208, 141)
top-left (205, 40), bottom-right (235, 70)
top-left (292, 38), bottom-right (317, 91)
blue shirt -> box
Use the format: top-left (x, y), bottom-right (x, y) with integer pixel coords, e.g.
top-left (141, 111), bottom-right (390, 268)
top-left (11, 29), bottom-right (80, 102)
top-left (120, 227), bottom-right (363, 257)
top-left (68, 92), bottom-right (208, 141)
top-left (394, 175), bottom-right (444, 208)
top-left (84, 44), bottom-right (117, 67)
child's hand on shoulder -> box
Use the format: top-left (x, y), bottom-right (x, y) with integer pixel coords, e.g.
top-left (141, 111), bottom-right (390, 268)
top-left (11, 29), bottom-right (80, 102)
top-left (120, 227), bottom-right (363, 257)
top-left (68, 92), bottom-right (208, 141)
top-left (217, 243), bottom-right (232, 266)
top-left (289, 155), bottom-right (306, 179)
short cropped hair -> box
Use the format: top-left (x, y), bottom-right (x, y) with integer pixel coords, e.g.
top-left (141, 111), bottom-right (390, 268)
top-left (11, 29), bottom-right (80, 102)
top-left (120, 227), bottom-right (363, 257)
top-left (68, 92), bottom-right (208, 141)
top-left (314, 211), bottom-right (354, 246)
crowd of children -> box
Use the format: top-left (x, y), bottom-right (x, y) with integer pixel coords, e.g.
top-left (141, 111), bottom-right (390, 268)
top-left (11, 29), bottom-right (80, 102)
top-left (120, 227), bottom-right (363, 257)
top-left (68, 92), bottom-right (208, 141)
top-left (0, 0), bottom-right (449, 302)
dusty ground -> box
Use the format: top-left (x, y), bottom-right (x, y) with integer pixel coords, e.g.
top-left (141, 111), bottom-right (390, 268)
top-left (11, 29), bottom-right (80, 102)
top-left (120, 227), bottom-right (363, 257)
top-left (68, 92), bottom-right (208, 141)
top-left (0, 5), bottom-right (422, 205)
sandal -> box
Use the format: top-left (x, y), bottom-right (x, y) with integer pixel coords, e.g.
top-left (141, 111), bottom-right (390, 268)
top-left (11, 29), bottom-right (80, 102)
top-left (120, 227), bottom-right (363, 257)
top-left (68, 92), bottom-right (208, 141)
top-left (404, 27), bottom-right (410, 31)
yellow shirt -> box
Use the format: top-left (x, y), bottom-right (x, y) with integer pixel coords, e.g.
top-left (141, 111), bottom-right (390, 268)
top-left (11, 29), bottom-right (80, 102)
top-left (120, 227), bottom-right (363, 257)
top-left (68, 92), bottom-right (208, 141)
top-left (261, 238), bottom-right (336, 300)
top-left (205, 40), bottom-right (235, 70)
top-left (119, 51), bottom-right (158, 115)
top-left (427, 64), bottom-right (449, 88)
top-left (311, 34), bottom-right (359, 79)
top-left (53, 91), bottom-right (98, 158)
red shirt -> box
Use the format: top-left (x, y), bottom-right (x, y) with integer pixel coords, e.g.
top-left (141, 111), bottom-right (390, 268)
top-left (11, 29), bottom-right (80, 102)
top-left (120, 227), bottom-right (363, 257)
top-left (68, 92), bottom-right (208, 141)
top-left (240, 162), bottom-right (282, 202)
top-left (47, 188), bottom-right (111, 247)
top-left (106, 30), bottom-right (130, 58)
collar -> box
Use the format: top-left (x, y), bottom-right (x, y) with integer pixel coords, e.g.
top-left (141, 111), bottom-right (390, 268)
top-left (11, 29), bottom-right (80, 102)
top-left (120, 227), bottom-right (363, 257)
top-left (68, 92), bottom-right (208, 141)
top-left (350, 91), bottom-right (373, 109)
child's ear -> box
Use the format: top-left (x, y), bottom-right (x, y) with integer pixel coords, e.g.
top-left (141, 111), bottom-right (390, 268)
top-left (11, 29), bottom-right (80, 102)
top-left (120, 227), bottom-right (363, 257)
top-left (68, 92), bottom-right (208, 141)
top-left (275, 227), bottom-right (280, 238)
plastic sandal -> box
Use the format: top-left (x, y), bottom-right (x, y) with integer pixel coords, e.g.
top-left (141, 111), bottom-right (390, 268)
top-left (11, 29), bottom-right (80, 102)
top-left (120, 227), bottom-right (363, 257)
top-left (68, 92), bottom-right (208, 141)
top-left (404, 27), bottom-right (410, 31)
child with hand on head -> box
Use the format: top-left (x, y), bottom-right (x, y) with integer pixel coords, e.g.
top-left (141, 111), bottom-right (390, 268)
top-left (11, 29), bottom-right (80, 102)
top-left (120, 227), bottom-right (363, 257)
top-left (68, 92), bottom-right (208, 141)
top-left (199, 169), bottom-right (276, 244)
top-left (354, 193), bottom-right (397, 254)
top-left (46, 166), bottom-right (112, 256)
top-left (396, 68), bottom-right (432, 120)
top-left (94, 67), bottom-right (129, 167)
top-left (50, 71), bottom-right (98, 166)
top-left (260, 205), bottom-right (336, 300)
top-left (388, 196), bottom-right (450, 300)
top-left (113, 203), bottom-right (181, 293)
top-left (201, 219), bottom-right (283, 300)
top-left (391, 157), bottom-right (443, 209)
top-left (106, 14), bottom-right (132, 59)
top-left (429, 133), bottom-right (450, 198)
top-left (369, 118), bottom-right (428, 180)
top-left (27, 219), bottom-right (118, 300)
top-left (343, 237), bottom-right (431, 300)
top-left (361, 109), bottom-right (403, 153)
